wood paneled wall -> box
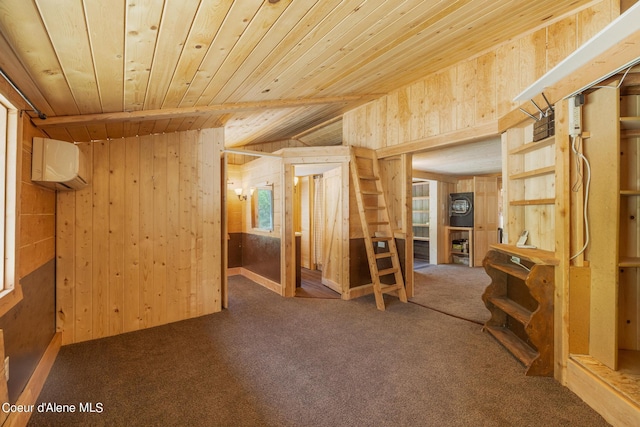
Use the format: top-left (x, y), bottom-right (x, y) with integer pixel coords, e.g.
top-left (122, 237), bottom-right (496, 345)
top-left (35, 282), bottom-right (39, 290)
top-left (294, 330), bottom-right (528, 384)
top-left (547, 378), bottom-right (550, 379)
top-left (56, 128), bottom-right (224, 345)
top-left (20, 114), bottom-right (55, 278)
top-left (342, 0), bottom-right (618, 150)
top-left (227, 164), bottom-right (243, 234)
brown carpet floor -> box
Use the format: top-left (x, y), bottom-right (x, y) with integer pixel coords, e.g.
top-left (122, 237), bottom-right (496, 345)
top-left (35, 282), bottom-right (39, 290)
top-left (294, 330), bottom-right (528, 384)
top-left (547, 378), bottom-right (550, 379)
top-left (412, 264), bottom-right (491, 325)
top-left (28, 275), bottom-right (608, 426)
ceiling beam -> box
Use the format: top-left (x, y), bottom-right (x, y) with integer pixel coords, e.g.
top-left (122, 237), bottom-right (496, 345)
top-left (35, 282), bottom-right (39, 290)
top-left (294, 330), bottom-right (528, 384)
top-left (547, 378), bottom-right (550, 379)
top-left (31, 94), bottom-right (382, 128)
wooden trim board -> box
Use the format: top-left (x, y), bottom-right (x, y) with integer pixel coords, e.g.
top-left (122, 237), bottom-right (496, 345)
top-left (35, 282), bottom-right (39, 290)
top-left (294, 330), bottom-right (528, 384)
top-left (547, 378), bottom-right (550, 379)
top-left (567, 357), bottom-right (640, 427)
top-left (238, 268), bottom-right (282, 295)
top-left (4, 333), bottom-right (62, 427)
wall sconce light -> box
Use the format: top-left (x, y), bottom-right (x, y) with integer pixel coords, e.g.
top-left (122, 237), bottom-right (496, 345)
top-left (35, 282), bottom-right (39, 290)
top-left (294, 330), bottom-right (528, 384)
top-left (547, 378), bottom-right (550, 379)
top-left (234, 188), bottom-right (247, 201)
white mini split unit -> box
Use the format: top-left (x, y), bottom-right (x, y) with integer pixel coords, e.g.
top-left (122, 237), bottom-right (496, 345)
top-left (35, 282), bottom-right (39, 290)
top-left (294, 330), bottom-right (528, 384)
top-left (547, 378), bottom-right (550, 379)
top-left (31, 137), bottom-right (88, 191)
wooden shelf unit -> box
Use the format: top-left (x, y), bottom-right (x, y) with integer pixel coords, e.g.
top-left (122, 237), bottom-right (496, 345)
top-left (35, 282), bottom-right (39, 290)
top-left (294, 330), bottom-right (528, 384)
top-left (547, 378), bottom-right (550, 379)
top-left (412, 181), bottom-right (432, 259)
top-left (482, 244), bottom-right (556, 376)
top-left (503, 124), bottom-right (557, 251)
top-left (445, 226), bottom-right (473, 267)
top-left (582, 87), bottom-right (640, 385)
top-left (618, 97), bottom-right (640, 358)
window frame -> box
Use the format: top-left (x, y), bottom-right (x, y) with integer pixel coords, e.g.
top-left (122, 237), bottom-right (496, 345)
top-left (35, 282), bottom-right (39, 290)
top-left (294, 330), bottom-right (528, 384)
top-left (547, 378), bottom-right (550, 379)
top-left (0, 92), bottom-right (21, 314)
top-left (251, 184), bottom-right (274, 232)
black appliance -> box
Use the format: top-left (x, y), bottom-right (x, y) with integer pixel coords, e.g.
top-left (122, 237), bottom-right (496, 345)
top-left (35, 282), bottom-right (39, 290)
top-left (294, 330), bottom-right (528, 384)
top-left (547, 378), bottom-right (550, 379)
top-left (449, 192), bottom-right (474, 227)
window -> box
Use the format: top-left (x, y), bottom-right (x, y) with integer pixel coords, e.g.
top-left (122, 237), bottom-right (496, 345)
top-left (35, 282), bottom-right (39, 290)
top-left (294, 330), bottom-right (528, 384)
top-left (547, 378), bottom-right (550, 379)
top-left (0, 93), bottom-right (18, 298)
top-left (251, 185), bottom-right (274, 231)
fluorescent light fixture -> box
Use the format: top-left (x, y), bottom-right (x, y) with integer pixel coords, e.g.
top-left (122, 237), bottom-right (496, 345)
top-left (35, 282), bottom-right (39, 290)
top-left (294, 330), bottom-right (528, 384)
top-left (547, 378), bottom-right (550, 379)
top-left (514, 2), bottom-right (640, 102)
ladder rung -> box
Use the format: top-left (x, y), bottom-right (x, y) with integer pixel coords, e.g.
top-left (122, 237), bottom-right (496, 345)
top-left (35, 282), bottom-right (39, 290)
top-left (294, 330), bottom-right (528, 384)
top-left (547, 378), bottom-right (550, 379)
top-left (371, 236), bottom-right (392, 242)
top-left (375, 252), bottom-right (394, 259)
top-left (380, 284), bottom-right (402, 294)
top-left (364, 206), bottom-right (384, 211)
top-left (361, 190), bottom-right (382, 195)
top-left (359, 175), bottom-right (379, 181)
top-left (377, 268), bottom-right (399, 276)
top-left (369, 221), bottom-right (389, 226)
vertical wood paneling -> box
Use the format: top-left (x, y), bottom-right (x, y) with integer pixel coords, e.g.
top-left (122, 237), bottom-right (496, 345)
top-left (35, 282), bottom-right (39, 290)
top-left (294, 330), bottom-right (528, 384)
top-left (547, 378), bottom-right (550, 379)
top-left (57, 129), bottom-right (224, 344)
top-left (123, 137), bottom-right (140, 332)
top-left (519, 29), bottom-right (547, 94)
top-left (423, 73), bottom-right (439, 137)
top-left (437, 69), bottom-right (456, 134)
top-left (166, 134), bottom-right (181, 323)
top-left (108, 138), bottom-right (125, 336)
top-left (139, 136), bottom-right (154, 328)
top-left (398, 86), bottom-right (412, 144)
top-left (56, 190), bottom-right (75, 344)
top-left (153, 135), bottom-right (168, 325)
top-left (74, 143), bottom-right (93, 343)
top-left (194, 134), bottom-right (204, 315)
top-left (546, 16), bottom-right (577, 70)
top-left (495, 40), bottom-right (520, 118)
top-left (475, 52), bottom-right (497, 124)
top-left (385, 91), bottom-right (399, 148)
top-left (202, 128), bottom-right (221, 311)
top-left (92, 141), bottom-right (110, 338)
top-left (577, 0), bottom-right (615, 44)
top-left (179, 131), bottom-right (195, 320)
top-left (456, 59), bottom-right (476, 130)
top-left (410, 81), bottom-right (425, 141)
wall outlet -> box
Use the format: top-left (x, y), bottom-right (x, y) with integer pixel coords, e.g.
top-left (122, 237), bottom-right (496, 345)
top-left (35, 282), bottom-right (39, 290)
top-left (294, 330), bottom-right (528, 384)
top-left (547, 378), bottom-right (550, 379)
top-left (4, 357), bottom-right (8, 381)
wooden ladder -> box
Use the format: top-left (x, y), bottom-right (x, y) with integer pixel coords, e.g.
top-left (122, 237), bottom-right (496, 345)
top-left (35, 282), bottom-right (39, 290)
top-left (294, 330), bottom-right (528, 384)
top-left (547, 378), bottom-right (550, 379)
top-left (350, 147), bottom-right (407, 311)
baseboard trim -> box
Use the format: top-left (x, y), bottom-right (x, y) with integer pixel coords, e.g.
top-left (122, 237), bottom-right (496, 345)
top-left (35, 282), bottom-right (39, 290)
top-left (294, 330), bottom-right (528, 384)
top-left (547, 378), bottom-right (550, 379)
top-left (237, 268), bottom-right (283, 295)
top-left (4, 332), bottom-right (61, 427)
top-left (344, 283), bottom-right (374, 300)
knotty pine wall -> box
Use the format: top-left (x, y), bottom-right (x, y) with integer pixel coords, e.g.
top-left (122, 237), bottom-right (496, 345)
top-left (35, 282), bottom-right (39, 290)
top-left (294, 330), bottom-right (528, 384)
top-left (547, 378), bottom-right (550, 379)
top-left (342, 0), bottom-right (619, 150)
top-left (56, 128), bottom-right (224, 345)
top-left (0, 98), bottom-right (56, 407)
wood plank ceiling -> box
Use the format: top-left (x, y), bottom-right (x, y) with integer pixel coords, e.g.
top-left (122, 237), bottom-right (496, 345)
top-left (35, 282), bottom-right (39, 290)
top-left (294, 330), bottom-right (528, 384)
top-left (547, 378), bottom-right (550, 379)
top-left (0, 0), bottom-right (593, 147)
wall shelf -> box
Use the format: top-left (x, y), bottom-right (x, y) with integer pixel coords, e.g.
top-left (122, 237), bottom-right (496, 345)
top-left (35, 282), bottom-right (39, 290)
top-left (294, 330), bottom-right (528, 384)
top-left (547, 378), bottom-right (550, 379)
top-left (509, 135), bottom-right (555, 155)
top-left (620, 116), bottom-right (640, 130)
top-left (509, 166), bottom-right (555, 180)
top-left (509, 198), bottom-right (555, 206)
top-left (619, 257), bottom-right (640, 268)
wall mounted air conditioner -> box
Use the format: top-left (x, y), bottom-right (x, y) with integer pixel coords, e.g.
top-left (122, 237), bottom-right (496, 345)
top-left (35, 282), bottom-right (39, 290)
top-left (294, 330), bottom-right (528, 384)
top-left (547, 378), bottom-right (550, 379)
top-left (32, 137), bottom-right (88, 191)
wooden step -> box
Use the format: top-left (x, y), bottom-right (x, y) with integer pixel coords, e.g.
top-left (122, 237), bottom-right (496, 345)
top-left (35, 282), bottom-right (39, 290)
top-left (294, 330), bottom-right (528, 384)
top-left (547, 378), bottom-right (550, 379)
top-left (369, 221), bottom-right (389, 226)
top-left (364, 206), bottom-right (384, 211)
top-left (484, 325), bottom-right (538, 367)
top-left (488, 296), bottom-right (533, 324)
top-left (361, 190), bottom-right (383, 195)
top-left (371, 236), bottom-right (392, 242)
top-left (380, 284), bottom-right (403, 294)
top-left (375, 252), bottom-right (394, 259)
top-left (359, 175), bottom-right (380, 181)
top-left (377, 267), bottom-right (399, 277)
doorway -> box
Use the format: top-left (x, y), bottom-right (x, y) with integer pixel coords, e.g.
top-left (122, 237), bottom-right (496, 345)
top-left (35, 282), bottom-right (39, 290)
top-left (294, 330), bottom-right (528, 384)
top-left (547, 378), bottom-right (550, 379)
top-left (294, 164), bottom-right (342, 298)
